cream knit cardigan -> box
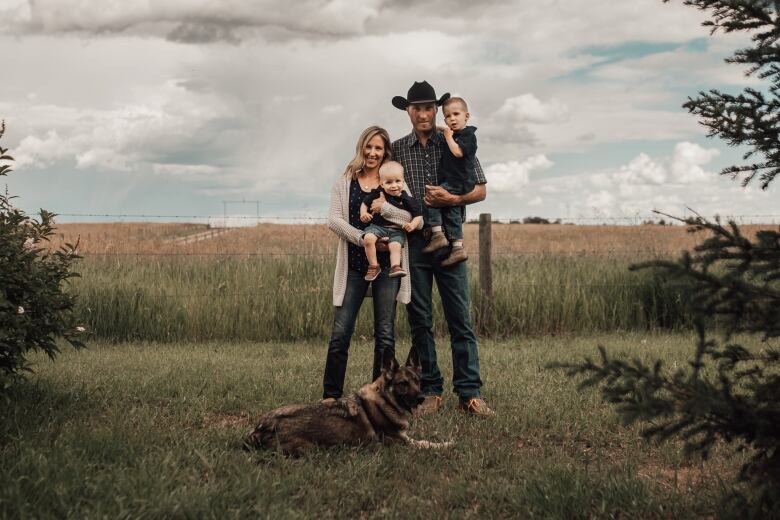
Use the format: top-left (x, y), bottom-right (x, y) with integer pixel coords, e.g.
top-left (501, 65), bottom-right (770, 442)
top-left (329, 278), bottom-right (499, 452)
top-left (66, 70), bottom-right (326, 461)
top-left (328, 176), bottom-right (421, 306)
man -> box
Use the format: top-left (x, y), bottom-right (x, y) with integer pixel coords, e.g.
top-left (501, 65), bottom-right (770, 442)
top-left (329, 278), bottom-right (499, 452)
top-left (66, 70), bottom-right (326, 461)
top-left (374, 80), bottom-right (493, 417)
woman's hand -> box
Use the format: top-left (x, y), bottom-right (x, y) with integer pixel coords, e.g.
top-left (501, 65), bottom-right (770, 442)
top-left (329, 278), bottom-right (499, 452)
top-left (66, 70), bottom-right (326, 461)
top-left (369, 192), bottom-right (386, 214)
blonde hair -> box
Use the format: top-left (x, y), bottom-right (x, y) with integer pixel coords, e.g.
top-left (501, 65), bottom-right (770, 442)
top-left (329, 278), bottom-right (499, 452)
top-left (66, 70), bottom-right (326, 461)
top-left (379, 161), bottom-right (404, 181)
top-left (342, 126), bottom-right (392, 180)
top-left (443, 96), bottom-right (468, 111)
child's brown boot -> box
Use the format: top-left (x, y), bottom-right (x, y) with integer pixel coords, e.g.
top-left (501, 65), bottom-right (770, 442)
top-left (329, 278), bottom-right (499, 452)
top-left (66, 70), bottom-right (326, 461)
top-left (422, 231), bottom-right (448, 253)
top-left (388, 265), bottom-right (407, 278)
top-left (440, 246), bottom-right (468, 267)
top-left (364, 265), bottom-right (381, 281)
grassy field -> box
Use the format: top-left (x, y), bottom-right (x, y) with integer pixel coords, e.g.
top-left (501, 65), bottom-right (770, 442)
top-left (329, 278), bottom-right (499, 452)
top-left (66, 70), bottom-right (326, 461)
top-left (70, 254), bottom-right (694, 342)
top-left (43, 222), bottom-right (748, 342)
top-left (1, 333), bottom-right (750, 519)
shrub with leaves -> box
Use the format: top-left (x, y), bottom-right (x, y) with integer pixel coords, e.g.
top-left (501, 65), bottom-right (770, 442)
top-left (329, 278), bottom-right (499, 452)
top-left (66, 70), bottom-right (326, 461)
top-left (0, 121), bottom-right (84, 394)
top-left (553, 1), bottom-right (780, 515)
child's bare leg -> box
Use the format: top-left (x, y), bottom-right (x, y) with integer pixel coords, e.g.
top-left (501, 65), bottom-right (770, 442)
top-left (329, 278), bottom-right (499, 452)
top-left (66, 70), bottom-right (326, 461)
top-left (364, 234), bottom-right (378, 266)
top-left (388, 241), bottom-right (401, 266)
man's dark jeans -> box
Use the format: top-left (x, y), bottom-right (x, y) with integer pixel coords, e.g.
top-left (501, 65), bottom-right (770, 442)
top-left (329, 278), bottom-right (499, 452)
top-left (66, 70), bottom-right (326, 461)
top-left (323, 269), bottom-right (400, 399)
top-left (406, 232), bottom-right (482, 398)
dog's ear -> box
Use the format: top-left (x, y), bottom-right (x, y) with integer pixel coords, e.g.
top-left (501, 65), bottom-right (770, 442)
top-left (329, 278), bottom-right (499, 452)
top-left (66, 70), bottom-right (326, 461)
top-left (381, 348), bottom-right (400, 378)
top-left (405, 346), bottom-right (421, 373)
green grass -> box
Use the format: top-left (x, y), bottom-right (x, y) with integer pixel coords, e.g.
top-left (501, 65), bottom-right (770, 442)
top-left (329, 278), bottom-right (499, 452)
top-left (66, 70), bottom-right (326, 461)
top-left (72, 255), bottom-right (693, 342)
top-left (1, 333), bottom-right (746, 519)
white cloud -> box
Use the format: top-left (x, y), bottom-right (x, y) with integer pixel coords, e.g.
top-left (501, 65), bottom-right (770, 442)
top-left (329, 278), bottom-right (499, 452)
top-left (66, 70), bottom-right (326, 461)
top-left (321, 104), bottom-right (343, 115)
top-left (486, 155), bottom-right (553, 194)
top-left (76, 148), bottom-right (131, 171)
top-left (573, 142), bottom-right (719, 217)
top-left (152, 163), bottom-right (222, 176)
top-left (670, 141), bottom-right (720, 184)
top-left (615, 153), bottom-right (667, 185)
top-left (590, 32), bottom-right (757, 88)
top-left (2, 0), bottom-right (772, 221)
top-left (5, 0), bottom-right (384, 41)
top-left (15, 130), bottom-right (68, 168)
top-left (13, 84), bottom-right (233, 175)
top-left (494, 94), bottom-right (568, 125)
top-left (586, 190), bottom-right (615, 216)
top-left (479, 141), bottom-right (767, 222)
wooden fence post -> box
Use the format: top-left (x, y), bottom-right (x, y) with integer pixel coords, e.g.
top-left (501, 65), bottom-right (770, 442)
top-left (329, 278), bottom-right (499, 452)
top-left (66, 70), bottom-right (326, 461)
top-left (478, 213), bottom-right (493, 328)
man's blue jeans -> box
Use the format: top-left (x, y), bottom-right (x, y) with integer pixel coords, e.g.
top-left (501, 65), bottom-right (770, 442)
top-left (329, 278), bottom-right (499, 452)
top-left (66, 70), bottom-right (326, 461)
top-left (406, 232), bottom-right (482, 399)
top-left (323, 269), bottom-right (400, 399)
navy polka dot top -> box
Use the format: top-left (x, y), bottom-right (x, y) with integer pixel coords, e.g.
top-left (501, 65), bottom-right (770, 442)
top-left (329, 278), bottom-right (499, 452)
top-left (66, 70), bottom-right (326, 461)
top-left (348, 179), bottom-right (390, 273)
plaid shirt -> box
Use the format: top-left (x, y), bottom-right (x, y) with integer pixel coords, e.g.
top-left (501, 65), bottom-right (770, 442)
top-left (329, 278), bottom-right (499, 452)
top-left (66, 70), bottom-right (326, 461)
top-left (391, 130), bottom-right (486, 204)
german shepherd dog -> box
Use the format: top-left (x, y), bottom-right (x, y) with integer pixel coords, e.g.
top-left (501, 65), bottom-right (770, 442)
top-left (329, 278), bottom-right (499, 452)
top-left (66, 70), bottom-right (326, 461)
top-left (244, 348), bottom-right (453, 455)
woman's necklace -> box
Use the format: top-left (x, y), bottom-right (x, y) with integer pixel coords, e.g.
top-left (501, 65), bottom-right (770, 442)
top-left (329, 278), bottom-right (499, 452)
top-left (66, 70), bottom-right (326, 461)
top-left (358, 172), bottom-right (379, 191)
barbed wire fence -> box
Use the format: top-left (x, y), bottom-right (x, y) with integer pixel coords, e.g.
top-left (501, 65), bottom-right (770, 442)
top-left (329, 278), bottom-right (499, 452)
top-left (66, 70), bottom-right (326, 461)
top-left (43, 210), bottom-right (780, 312)
top-left (32, 210), bottom-right (779, 339)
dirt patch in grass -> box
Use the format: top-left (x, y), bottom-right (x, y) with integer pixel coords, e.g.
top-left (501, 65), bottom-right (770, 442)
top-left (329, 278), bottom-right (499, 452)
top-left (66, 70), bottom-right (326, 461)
top-left (200, 411), bottom-right (253, 429)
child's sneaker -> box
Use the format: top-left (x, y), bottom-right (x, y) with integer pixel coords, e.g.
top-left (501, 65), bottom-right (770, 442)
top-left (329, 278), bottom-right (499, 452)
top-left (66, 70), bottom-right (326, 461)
top-left (422, 231), bottom-right (448, 253)
top-left (440, 246), bottom-right (468, 267)
top-left (388, 265), bottom-right (407, 278)
top-left (364, 265), bottom-right (381, 281)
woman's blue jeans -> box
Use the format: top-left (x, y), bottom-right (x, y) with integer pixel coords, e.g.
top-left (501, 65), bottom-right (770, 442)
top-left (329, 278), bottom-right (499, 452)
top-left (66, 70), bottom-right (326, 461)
top-left (323, 268), bottom-right (400, 399)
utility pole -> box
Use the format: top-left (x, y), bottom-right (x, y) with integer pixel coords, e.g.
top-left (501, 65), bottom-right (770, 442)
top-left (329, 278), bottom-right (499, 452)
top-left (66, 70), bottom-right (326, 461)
top-left (221, 199), bottom-right (261, 227)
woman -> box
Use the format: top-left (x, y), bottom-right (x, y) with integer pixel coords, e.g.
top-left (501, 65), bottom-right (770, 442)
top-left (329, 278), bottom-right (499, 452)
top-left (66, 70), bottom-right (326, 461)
top-left (323, 126), bottom-right (420, 400)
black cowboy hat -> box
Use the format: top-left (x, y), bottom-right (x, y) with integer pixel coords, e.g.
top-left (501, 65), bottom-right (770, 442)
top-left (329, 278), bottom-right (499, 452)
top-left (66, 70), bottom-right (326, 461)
top-left (392, 81), bottom-right (450, 110)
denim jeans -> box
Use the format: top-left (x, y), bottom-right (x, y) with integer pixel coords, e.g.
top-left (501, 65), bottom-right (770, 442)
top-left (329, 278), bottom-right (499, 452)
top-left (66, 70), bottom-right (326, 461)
top-left (323, 268), bottom-right (400, 399)
top-left (406, 232), bottom-right (482, 399)
top-left (426, 205), bottom-right (465, 241)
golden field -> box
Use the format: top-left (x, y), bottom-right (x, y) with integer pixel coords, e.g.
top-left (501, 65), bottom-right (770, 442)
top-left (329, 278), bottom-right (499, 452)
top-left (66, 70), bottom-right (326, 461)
top-left (49, 222), bottom-right (777, 258)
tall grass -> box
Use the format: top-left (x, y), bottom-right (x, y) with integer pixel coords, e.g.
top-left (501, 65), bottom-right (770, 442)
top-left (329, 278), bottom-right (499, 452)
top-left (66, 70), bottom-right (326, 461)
top-left (50, 221), bottom-right (744, 342)
top-left (72, 253), bottom-right (693, 342)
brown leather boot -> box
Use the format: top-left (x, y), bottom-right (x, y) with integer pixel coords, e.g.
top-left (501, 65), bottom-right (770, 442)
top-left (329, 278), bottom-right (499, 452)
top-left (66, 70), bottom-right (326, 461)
top-left (364, 265), bottom-right (381, 281)
top-left (457, 397), bottom-right (495, 417)
top-left (440, 245), bottom-right (468, 267)
top-left (422, 231), bottom-right (448, 253)
top-left (415, 395), bottom-right (443, 416)
top-left (388, 265), bottom-right (407, 278)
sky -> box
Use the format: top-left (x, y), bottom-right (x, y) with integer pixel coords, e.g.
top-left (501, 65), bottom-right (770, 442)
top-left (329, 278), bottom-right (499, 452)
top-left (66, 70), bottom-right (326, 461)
top-left (0, 0), bottom-right (776, 224)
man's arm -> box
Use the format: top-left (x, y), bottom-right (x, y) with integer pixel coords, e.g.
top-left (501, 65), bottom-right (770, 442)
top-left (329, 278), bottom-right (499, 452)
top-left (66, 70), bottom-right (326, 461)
top-left (426, 148), bottom-right (486, 207)
top-left (425, 183), bottom-right (486, 207)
